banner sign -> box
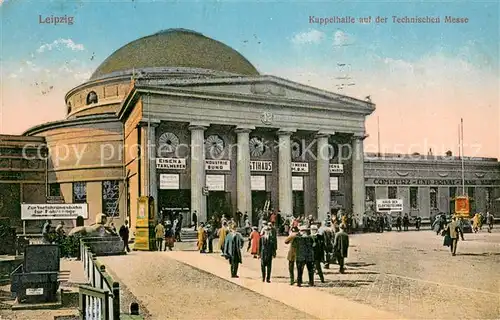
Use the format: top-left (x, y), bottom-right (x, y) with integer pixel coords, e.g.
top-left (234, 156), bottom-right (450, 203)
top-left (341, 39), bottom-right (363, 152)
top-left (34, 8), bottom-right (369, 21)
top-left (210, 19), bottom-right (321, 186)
top-left (160, 174), bottom-right (180, 189)
top-left (206, 175), bottom-right (225, 191)
top-left (21, 203), bottom-right (88, 220)
top-left (455, 196), bottom-right (470, 216)
top-left (368, 178), bottom-right (500, 186)
top-left (250, 161), bottom-right (272, 172)
top-left (329, 164), bottom-right (344, 174)
top-left (205, 160), bottom-right (230, 171)
top-left (156, 158), bottom-right (186, 170)
top-left (292, 162), bottom-right (309, 173)
top-left (376, 199), bottom-right (404, 212)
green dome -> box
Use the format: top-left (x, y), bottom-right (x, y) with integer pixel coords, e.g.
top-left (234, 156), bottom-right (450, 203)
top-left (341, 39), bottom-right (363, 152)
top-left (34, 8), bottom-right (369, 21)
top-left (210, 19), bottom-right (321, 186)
top-left (90, 29), bottom-right (259, 79)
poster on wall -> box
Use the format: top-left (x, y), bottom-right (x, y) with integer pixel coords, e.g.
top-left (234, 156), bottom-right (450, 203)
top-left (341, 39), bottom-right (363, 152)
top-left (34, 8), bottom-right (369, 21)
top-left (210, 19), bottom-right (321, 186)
top-left (206, 175), bottom-right (225, 191)
top-left (329, 177), bottom-right (339, 191)
top-left (455, 196), bottom-right (470, 216)
top-left (251, 176), bottom-right (266, 190)
top-left (292, 176), bottom-right (304, 191)
top-left (160, 174), bottom-right (180, 189)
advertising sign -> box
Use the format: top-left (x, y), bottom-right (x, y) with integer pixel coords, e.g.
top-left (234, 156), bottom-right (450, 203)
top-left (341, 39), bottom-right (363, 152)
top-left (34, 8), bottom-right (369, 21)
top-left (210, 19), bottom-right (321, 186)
top-left (205, 160), bottom-right (230, 171)
top-left (329, 177), bottom-right (339, 191)
top-left (292, 162), bottom-right (309, 173)
top-left (292, 176), bottom-right (304, 191)
top-left (329, 164), bottom-right (344, 174)
top-left (250, 161), bottom-right (272, 172)
top-left (251, 176), bottom-right (266, 190)
top-left (21, 203), bottom-right (88, 220)
top-left (156, 158), bottom-right (186, 169)
top-left (206, 175), bottom-right (225, 191)
top-left (455, 196), bottom-right (470, 216)
top-left (376, 199), bottom-right (404, 212)
top-left (160, 174), bottom-right (180, 189)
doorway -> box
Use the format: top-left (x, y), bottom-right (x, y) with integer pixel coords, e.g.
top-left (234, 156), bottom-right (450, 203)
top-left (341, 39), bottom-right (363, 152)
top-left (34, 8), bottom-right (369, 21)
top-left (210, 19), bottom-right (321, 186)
top-left (158, 189), bottom-right (190, 221)
top-left (252, 191), bottom-right (270, 225)
top-left (207, 191), bottom-right (231, 222)
top-left (292, 191), bottom-right (304, 217)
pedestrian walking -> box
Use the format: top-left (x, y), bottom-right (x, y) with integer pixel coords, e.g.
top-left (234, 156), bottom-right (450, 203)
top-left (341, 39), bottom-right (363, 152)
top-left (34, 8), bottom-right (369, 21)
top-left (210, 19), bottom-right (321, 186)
top-left (333, 224), bottom-right (349, 274)
top-left (486, 212), bottom-right (494, 233)
top-left (217, 221), bottom-right (229, 255)
top-left (164, 221), bottom-right (175, 251)
top-left (444, 216), bottom-right (460, 256)
top-left (119, 220), bottom-right (130, 252)
top-left (155, 221), bottom-right (165, 251)
top-left (197, 222), bottom-right (207, 253)
top-left (284, 226), bottom-right (299, 285)
top-left (259, 226), bottom-right (276, 283)
top-left (192, 211), bottom-right (198, 231)
top-left (295, 225), bottom-right (315, 287)
top-left (310, 225), bottom-right (325, 283)
top-left (247, 226), bottom-right (261, 258)
top-left (223, 224), bottom-right (244, 278)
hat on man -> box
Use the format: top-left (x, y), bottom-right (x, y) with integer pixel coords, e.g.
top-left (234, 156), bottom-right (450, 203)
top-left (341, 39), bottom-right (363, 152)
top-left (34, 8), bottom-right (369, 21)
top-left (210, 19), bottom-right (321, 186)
top-left (310, 225), bottom-right (318, 230)
top-left (325, 221), bottom-right (332, 227)
top-left (299, 225), bottom-right (308, 231)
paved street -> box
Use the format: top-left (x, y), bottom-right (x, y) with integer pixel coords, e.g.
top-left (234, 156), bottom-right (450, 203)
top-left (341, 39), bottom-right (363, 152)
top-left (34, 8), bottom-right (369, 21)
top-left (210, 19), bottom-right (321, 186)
top-left (101, 229), bottom-right (499, 319)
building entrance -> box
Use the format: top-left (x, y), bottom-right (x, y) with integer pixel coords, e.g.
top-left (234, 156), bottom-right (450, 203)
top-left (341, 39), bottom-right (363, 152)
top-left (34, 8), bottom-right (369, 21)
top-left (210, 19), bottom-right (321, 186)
top-left (207, 191), bottom-right (231, 222)
top-left (158, 189), bottom-right (190, 222)
top-left (252, 191), bottom-right (270, 225)
top-left (292, 191), bottom-right (304, 217)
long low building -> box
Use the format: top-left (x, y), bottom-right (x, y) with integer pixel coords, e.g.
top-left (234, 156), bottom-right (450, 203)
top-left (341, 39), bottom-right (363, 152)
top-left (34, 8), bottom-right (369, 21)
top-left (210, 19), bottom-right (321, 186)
top-left (1, 29), bottom-right (499, 233)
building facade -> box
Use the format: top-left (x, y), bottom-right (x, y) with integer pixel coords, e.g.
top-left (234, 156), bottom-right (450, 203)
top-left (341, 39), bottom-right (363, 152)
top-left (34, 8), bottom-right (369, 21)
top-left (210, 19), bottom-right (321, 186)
top-left (1, 29), bottom-right (499, 233)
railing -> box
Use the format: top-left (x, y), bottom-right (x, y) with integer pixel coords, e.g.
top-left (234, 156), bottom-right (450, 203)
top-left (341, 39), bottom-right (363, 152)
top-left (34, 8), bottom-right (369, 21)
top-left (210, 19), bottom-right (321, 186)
top-left (80, 242), bottom-right (120, 320)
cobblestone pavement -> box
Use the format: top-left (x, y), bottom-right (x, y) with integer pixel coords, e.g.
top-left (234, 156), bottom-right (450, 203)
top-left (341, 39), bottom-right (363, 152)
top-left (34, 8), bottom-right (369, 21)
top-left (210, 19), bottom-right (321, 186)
top-left (171, 229), bottom-right (499, 319)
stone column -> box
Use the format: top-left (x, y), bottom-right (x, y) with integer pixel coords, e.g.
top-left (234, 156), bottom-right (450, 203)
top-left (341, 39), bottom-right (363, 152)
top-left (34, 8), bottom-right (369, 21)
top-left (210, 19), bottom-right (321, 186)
top-left (148, 124), bottom-right (158, 220)
top-left (235, 127), bottom-right (253, 222)
top-left (351, 134), bottom-right (366, 227)
top-left (316, 133), bottom-right (331, 222)
top-left (139, 121), bottom-right (159, 206)
top-left (189, 124), bottom-right (207, 223)
top-left (278, 130), bottom-right (295, 216)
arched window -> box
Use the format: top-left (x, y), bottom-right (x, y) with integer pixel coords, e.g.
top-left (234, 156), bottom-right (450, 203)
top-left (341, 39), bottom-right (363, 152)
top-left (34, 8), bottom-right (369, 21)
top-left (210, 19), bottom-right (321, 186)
top-left (86, 91), bottom-right (98, 105)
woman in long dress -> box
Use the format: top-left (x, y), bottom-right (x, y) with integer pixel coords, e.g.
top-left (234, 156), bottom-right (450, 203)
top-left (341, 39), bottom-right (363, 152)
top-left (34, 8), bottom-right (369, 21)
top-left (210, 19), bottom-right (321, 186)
top-left (247, 226), bottom-right (260, 258)
top-left (197, 222), bottom-right (207, 253)
top-left (217, 221), bottom-right (228, 256)
top-left (164, 221), bottom-right (175, 251)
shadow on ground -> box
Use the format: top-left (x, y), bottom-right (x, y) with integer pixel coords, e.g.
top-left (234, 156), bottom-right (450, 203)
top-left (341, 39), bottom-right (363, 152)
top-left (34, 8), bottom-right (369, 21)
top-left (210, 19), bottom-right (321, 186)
top-left (318, 279), bottom-right (375, 288)
top-left (0, 286), bottom-right (13, 310)
top-left (345, 262), bottom-right (376, 267)
top-left (459, 252), bottom-right (500, 256)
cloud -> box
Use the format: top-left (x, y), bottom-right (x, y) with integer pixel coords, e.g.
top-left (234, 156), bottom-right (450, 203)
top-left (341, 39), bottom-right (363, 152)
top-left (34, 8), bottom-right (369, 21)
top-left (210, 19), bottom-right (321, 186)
top-left (333, 30), bottom-right (354, 47)
top-left (291, 29), bottom-right (325, 45)
top-left (8, 73), bottom-right (17, 78)
top-left (36, 39), bottom-right (85, 53)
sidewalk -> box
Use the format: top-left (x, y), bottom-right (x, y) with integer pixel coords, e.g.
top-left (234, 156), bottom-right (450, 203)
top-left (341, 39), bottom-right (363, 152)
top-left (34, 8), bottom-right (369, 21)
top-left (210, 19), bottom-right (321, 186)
top-left (168, 251), bottom-right (403, 320)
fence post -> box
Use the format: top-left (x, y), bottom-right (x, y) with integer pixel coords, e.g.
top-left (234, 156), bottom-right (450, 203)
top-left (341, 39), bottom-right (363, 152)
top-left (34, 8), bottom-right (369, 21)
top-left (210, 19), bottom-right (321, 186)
top-left (113, 282), bottom-right (120, 320)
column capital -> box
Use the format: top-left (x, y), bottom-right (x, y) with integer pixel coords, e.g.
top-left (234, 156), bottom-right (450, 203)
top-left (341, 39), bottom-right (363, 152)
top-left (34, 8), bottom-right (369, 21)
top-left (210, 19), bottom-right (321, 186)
top-left (138, 119), bottom-right (161, 127)
top-left (235, 126), bottom-right (255, 134)
top-left (188, 123), bottom-right (209, 131)
top-left (277, 129), bottom-right (296, 136)
top-left (351, 133), bottom-right (368, 141)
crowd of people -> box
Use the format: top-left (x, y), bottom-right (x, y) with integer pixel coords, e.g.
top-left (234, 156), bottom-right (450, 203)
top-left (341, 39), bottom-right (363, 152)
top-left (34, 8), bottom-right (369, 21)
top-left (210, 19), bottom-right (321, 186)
top-left (193, 214), bottom-right (351, 286)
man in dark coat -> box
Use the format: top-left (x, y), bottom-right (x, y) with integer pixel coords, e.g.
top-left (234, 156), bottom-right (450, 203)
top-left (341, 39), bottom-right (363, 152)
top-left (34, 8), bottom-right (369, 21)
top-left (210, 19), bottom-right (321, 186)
top-left (319, 221), bottom-right (334, 269)
top-left (259, 226), bottom-right (276, 283)
top-left (333, 224), bottom-right (349, 273)
top-left (310, 225), bottom-right (325, 283)
top-left (224, 224), bottom-right (244, 278)
top-left (295, 225), bottom-right (315, 287)
top-left (119, 220), bottom-right (130, 252)
top-left (267, 222), bottom-right (278, 253)
top-left (403, 214), bottom-right (410, 231)
top-left (176, 213), bottom-right (183, 242)
top-left (415, 216), bottom-right (422, 231)
top-left (284, 226), bottom-right (299, 285)
top-left (192, 211), bottom-right (198, 231)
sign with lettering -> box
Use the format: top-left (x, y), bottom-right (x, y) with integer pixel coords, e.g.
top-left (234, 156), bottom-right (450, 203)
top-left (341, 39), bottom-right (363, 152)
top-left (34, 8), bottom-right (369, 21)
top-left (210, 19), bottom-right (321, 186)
top-left (292, 162), bottom-right (309, 173)
top-left (251, 176), bottom-right (266, 190)
top-left (292, 176), bottom-right (304, 191)
top-left (21, 203), bottom-right (88, 220)
top-left (160, 174), bottom-right (180, 189)
top-left (206, 175), bottom-right (225, 191)
top-left (455, 196), bottom-right (470, 216)
top-left (205, 160), bottom-right (230, 171)
top-left (376, 199), bottom-right (403, 212)
top-left (368, 178), bottom-right (500, 186)
top-left (156, 158), bottom-right (186, 170)
top-left (329, 164), bottom-right (344, 174)
top-left (329, 177), bottom-right (339, 191)
top-left (250, 161), bottom-right (273, 172)
top-left (46, 196), bottom-right (65, 204)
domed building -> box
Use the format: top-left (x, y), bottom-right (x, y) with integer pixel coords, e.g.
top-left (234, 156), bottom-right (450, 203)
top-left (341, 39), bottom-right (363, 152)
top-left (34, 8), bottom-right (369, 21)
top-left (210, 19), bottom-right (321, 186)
top-left (6, 29), bottom-right (497, 237)
top-left (15, 28), bottom-right (375, 232)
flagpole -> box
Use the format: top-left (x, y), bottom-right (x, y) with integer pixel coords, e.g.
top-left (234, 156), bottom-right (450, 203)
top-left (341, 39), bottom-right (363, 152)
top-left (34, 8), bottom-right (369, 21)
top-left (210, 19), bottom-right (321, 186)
top-left (377, 116), bottom-right (381, 156)
top-left (460, 118), bottom-right (465, 196)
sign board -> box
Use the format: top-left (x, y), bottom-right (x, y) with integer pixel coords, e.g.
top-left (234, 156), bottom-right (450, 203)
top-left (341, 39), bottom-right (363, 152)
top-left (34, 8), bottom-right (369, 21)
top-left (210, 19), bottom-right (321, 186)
top-left (250, 161), bottom-right (272, 172)
top-left (292, 162), bottom-right (309, 173)
top-left (21, 203), bottom-right (88, 220)
top-left (251, 176), bottom-right (266, 190)
top-left (160, 174), bottom-right (179, 189)
top-left (156, 158), bottom-right (186, 170)
top-left (367, 178), bottom-right (500, 186)
top-left (46, 196), bottom-right (65, 204)
top-left (455, 196), bottom-right (470, 216)
top-left (26, 288), bottom-right (44, 296)
top-left (205, 160), bottom-right (230, 171)
top-left (329, 164), bottom-right (344, 174)
top-left (292, 176), bottom-right (304, 191)
top-left (206, 175), bottom-right (225, 191)
top-left (329, 177), bottom-right (339, 191)
top-left (376, 199), bottom-right (404, 212)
